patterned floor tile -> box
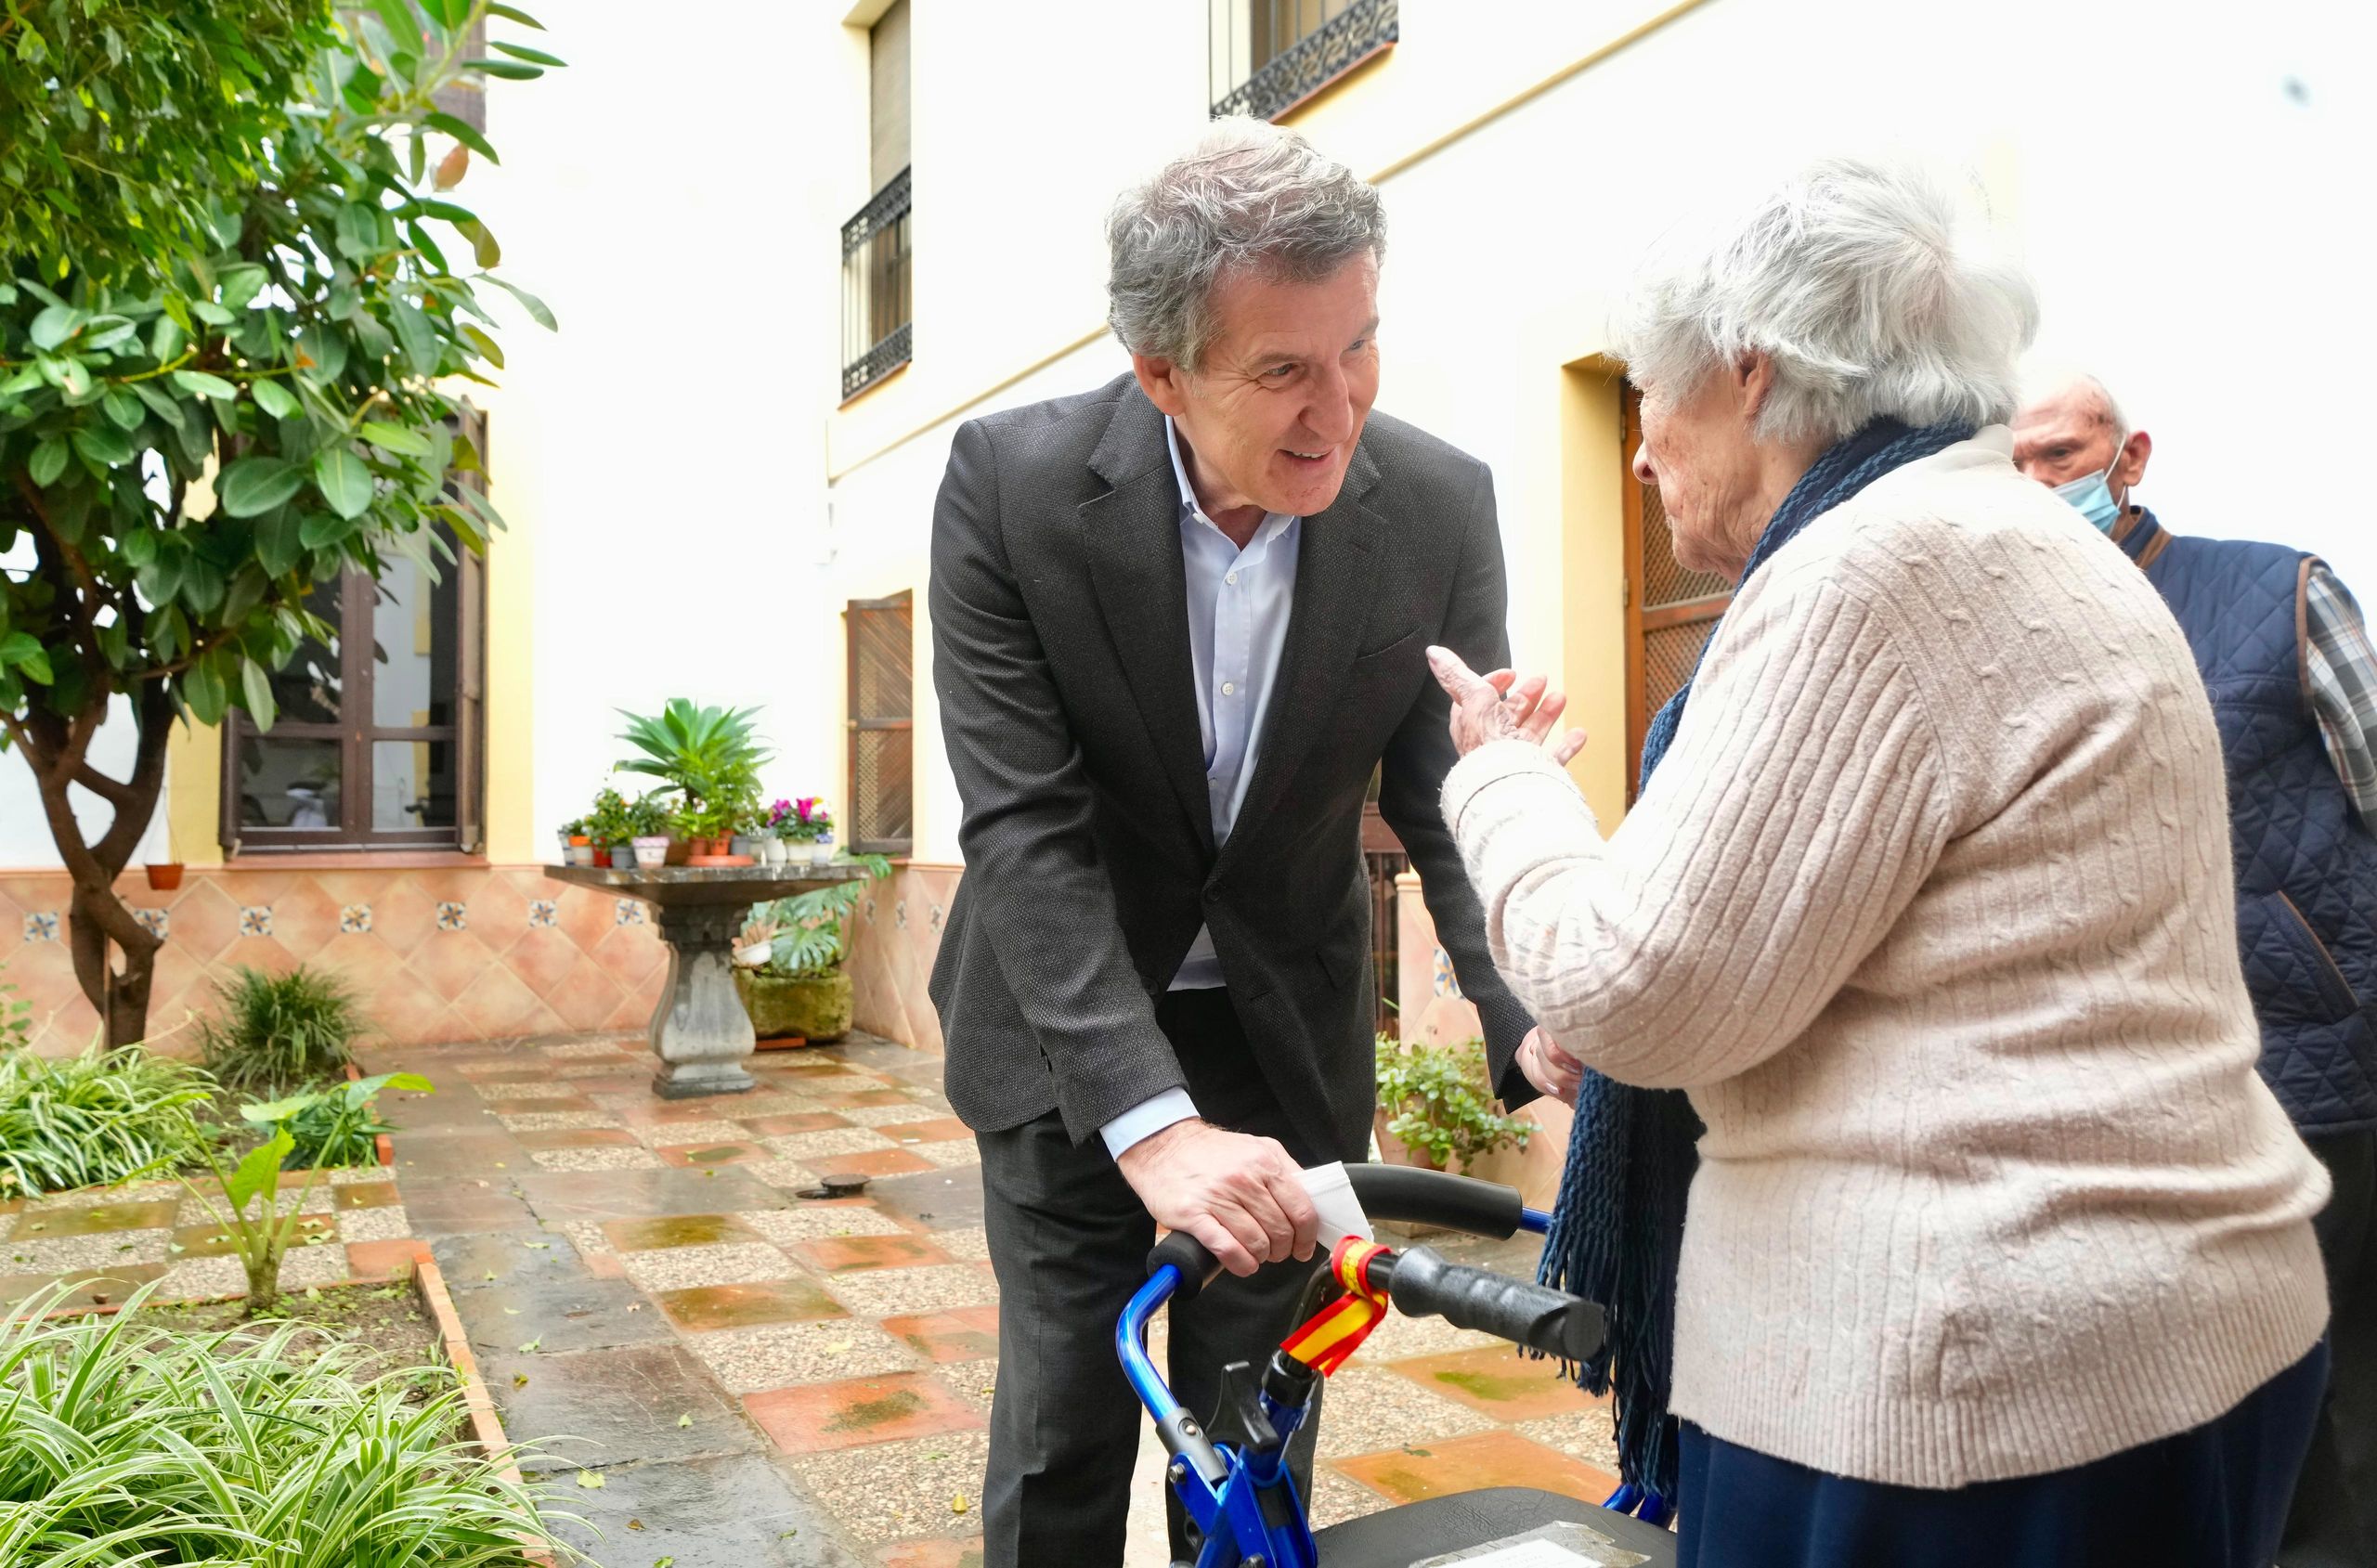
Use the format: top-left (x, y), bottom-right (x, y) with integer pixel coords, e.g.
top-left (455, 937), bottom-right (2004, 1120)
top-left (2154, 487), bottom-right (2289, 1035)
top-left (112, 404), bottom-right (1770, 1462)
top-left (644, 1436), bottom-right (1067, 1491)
top-left (809, 1149), bottom-right (936, 1179)
top-left (656, 1276), bottom-right (848, 1331)
top-left (6, 1228), bottom-right (175, 1272)
top-left (767, 1127), bottom-right (899, 1160)
top-left (600, 1212), bottom-right (765, 1252)
top-left (909, 1142), bottom-right (981, 1170)
top-left (787, 1431), bottom-right (991, 1545)
top-left (1311, 1367), bottom-right (1497, 1461)
top-left (825, 1263), bottom-right (998, 1319)
top-left (654, 1140), bottom-right (771, 1168)
top-left (686, 1318), bottom-right (920, 1393)
top-left (734, 1205), bottom-right (911, 1246)
top-left (1331, 1429), bottom-right (1618, 1509)
top-left (1385, 1345), bottom-right (1603, 1422)
top-left (750, 1368), bottom-right (994, 1454)
top-left (8, 1199), bottom-right (179, 1237)
top-left (880, 1305), bottom-right (1002, 1366)
top-left (618, 1241), bottom-right (798, 1293)
top-left (792, 1233), bottom-right (953, 1274)
top-left (336, 1204), bottom-right (413, 1243)
top-left (529, 1147), bottom-right (665, 1173)
top-left (838, 1102), bottom-right (947, 1128)
top-left (499, 1109), bottom-right (624, 1133)
top-left (1515, 1408), bottom-right (1623, 1476)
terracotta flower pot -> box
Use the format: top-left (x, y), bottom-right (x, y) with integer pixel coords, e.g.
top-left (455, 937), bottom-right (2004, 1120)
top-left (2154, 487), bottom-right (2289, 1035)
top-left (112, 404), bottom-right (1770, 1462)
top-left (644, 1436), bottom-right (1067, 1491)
top-left (145, 863), bottom-right (184, 891)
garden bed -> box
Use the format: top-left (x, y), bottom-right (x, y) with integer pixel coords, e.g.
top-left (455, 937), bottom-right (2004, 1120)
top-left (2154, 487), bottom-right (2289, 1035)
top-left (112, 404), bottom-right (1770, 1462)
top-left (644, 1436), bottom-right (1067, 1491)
top-left (134, 1275), bottom-right (441, 1370)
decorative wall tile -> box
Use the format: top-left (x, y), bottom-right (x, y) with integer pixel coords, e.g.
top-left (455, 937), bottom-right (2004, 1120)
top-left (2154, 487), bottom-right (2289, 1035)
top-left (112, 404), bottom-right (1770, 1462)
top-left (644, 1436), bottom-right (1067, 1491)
top-left (614, 899), bottom-right (646, 927)
top-left (927, 903), bottom-right (943, 934)
top-left (238, 905), bottom-right (273, 939)
top-left (893, 900), bottom-right (908, 930)
top-left (527, 899), bottom-right (558, 928)
top-left (1431, 945), bottom-right (1461, 999)
top-left (133, 908), bottom-right (169, 939)
top-left (434, 901), bottom-right (468, 932)
top-left (21, 912), bottom-right (58, 943)
top-left (339, 903), bottom-right (372, 934)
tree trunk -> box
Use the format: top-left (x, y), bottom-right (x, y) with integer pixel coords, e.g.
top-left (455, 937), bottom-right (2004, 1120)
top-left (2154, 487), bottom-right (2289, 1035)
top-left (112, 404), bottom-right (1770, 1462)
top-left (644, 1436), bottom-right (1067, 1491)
top-left (19, 683), bottom-right (175, 1048)
top-left (242, 1245), bottom-right (282, 1316)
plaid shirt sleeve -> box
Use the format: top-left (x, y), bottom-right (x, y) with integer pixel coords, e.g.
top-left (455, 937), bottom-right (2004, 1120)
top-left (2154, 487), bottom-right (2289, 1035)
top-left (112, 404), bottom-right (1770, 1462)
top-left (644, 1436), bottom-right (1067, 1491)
top-left (2304, 564), bottom-right (2377, 824)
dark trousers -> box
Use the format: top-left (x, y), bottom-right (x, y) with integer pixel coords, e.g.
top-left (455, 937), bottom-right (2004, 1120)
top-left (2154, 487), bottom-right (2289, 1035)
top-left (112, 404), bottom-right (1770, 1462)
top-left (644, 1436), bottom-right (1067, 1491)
top-left (1674, 1341), bottom-right (2329, 1568)
top-left (2283, 1127), bottom-right (2377, 1568)
top-left (976, 989), bottom-right (1325, 1568)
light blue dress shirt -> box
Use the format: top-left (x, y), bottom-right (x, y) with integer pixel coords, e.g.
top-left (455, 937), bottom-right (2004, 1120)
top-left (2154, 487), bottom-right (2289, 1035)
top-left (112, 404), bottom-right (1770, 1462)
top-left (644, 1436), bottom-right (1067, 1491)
top-left (1099, 418), bottom-right (1303, 1158)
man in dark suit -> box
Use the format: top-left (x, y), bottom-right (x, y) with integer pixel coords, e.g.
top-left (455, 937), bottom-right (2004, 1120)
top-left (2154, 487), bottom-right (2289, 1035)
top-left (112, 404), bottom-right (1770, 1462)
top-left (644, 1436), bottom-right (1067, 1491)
top-left (929, 119), bottom-right (1556, 1566)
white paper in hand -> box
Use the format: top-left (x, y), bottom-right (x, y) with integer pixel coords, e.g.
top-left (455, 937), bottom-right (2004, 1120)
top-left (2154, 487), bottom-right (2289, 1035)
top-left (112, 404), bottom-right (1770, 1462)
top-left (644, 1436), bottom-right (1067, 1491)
top-left (1299, 1161), bottom-right (1372, 1244)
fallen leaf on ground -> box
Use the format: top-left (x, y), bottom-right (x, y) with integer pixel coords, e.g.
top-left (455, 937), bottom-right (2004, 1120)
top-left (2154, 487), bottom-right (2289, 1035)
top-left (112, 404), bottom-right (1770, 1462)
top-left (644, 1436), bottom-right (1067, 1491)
top-left (675, 1413), bottom-right (692, 1428)
top-left (518, 1337), bottom-right (541, 1353)
top-left (513, 1373), bottom-right (529, 1388)
top-left (576, 1471), bottom-right (604, 1489)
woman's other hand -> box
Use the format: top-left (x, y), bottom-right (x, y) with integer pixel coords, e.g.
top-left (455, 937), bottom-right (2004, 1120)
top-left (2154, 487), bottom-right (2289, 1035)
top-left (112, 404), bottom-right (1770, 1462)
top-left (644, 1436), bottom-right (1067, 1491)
top-left (1518, 1026), bottom-right (1586, 1104)
top-left (1426, 646), bottom-right (1588, 764)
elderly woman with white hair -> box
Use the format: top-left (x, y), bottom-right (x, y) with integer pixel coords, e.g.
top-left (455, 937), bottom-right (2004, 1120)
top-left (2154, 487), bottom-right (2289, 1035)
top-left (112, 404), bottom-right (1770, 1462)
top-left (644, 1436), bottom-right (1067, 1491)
top-left (1426, 160), bottom-right (2332, 1566)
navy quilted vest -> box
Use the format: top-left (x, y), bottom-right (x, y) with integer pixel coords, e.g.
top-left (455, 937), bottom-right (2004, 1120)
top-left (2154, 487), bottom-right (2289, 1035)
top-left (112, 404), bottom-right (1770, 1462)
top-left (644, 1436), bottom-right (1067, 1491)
top-left (2128, 509), bottom-right (2377, 1132)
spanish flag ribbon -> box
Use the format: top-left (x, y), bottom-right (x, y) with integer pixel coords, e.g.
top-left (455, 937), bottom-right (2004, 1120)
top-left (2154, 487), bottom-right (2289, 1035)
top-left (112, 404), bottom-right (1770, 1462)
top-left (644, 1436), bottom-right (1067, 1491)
top-left (1279, 1238), bottom-right (1393, 1377)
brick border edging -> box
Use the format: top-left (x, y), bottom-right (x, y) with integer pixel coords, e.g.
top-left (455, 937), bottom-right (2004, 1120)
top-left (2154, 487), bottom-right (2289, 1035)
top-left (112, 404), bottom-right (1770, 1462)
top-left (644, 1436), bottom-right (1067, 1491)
top-left (410, 1249), bottom-right (558, 1568)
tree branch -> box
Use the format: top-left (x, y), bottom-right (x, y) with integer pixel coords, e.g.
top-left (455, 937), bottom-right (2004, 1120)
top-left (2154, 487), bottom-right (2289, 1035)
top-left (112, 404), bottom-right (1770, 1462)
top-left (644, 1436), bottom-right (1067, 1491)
top-left (13, 472), bottom-right (114, 672)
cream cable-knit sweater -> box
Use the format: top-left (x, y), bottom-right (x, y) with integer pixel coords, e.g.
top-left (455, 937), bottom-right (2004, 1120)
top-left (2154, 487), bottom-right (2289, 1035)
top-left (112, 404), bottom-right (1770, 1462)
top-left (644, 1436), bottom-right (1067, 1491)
top-left (1443, 431), bottom-right (2330, 1489)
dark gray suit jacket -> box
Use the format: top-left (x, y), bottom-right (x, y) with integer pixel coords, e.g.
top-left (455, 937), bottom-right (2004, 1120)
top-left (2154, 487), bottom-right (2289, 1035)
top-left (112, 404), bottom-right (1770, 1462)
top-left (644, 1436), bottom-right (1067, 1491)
top-left (927, 373), bottom-right (1536, 1163)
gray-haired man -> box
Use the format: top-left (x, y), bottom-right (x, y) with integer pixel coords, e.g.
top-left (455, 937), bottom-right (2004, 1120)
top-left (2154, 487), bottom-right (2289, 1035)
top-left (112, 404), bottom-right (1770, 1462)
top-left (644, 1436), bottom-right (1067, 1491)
top-left (928, 120), bottom-right (1552, 1564)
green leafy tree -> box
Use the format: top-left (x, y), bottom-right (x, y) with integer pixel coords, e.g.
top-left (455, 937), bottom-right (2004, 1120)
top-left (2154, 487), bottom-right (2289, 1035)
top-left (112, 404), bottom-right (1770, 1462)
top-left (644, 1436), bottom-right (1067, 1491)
top-left (0, 2), bottom-right (334, 286)
top-left (0, 0), bottom-right (560, 1045)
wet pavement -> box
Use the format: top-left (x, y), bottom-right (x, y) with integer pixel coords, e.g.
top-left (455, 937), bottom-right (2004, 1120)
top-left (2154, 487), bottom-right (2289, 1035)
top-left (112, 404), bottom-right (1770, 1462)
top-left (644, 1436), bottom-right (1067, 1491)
top-left (365, 1031), bottom-right (1623, 1567)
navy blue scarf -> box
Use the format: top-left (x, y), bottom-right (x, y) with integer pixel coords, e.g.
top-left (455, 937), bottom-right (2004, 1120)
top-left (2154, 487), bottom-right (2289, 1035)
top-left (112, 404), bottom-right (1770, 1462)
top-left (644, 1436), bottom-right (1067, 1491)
top-left (1538, 415), bottom-right (1975, 1508)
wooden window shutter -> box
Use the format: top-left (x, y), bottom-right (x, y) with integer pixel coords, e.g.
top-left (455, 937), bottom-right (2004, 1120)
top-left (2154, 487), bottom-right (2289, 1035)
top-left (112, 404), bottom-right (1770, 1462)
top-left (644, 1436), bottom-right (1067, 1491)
top-left (451, 407), bottom-right (488, 854)
top-left (1622, 383), bottom-right (1733, 800)
top-left (846, 590), bottom-right (914, 857)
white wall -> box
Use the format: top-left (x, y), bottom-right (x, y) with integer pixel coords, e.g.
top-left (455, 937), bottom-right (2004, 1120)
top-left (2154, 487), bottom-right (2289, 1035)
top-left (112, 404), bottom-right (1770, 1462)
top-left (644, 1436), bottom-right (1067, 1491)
top-left (474, 0), bottom-right (860, 844)
top-left (0, 691), bottom-right (174, 870)
top-left (825, 0), bottom-right (2377, 863)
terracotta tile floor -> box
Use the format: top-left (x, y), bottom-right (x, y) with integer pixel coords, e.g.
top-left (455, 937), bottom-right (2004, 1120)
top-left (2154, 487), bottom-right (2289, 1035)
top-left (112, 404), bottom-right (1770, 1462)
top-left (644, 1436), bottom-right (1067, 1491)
top-left (358, 1031), bottom-right (1627, 1567)
top-left (0, 1163), bottom-right (420, 1312)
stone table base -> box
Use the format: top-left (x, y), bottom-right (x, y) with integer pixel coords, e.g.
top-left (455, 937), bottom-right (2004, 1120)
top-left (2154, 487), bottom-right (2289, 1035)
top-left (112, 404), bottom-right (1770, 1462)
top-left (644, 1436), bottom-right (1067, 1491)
top-left (542, 863), bottom-right (872, 1098)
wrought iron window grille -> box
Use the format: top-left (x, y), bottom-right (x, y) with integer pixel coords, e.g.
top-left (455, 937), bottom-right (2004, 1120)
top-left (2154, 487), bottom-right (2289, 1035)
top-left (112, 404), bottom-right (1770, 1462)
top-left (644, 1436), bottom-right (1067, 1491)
top-left (1211, 0), bottom-right (1398, 123)
top-left (840, 166), bottom-right (913, 400)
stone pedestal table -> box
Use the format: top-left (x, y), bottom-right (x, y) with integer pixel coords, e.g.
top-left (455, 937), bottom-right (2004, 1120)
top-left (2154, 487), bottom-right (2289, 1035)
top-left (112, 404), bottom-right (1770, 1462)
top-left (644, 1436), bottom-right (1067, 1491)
top-left (543, 863), bottom-right (871, 1098)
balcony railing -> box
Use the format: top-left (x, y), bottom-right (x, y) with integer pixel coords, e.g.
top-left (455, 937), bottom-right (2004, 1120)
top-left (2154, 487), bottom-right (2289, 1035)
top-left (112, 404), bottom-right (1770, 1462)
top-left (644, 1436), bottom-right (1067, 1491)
top-left (840, 166), bottom-right (913, 401)
top-left (1210, 0), bottom-right (1398, 123)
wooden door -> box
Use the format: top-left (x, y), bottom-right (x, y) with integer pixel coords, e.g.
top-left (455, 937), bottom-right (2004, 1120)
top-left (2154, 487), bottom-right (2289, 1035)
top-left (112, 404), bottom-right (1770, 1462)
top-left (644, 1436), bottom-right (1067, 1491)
top-left (1621, 384), bottom-right (1733, 800)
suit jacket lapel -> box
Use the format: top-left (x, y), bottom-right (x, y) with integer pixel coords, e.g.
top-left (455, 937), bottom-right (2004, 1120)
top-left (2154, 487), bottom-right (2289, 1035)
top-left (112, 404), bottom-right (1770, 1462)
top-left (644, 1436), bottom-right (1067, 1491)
top-left (1221, 440), bottom-right (1385, 866)
top-left (1079, 391), bottom-right (1215, 855)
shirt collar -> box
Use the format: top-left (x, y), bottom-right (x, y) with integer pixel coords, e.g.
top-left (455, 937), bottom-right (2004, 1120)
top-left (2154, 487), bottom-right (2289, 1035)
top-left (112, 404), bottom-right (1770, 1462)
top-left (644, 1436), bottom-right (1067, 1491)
top-left (1165, 417), bottom-right (1296, 546)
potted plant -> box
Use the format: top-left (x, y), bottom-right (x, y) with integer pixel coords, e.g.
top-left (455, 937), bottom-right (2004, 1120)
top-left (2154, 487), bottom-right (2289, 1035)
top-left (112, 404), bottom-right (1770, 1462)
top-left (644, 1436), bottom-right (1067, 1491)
top-left (583, 787), bottom-right (641, 870)
top-left (1372, 1035), bottom-right (1533, 1173)
top-left (560, 819), bottom-right (593, 866)
top-left (773, 796), bottom-right (836, 866)
top-left (627, 793), bottom-right (673, 869)
top-left (144, 862), bottom-right (184, 891)
top-left (617, 700), bottom-right (770, 865)
top-left (734, 853), bottom-right (892, 1043)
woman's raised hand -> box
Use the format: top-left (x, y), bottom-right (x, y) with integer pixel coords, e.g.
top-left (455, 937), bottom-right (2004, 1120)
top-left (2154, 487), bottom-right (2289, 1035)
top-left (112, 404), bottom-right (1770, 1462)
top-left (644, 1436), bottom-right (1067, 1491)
top-left (1426, 645), bottom-right (1587, 765)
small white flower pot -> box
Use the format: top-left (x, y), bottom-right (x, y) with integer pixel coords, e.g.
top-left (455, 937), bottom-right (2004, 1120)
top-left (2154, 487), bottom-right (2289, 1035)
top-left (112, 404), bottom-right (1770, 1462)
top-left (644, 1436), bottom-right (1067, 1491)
top-left (632, 836), bottom-right (670, 870)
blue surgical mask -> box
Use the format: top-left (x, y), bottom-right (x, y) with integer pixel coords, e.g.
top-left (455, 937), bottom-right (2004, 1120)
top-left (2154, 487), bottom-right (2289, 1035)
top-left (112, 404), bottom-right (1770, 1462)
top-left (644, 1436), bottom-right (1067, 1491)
top-left (2052, 449), bottom-right (2126, 532)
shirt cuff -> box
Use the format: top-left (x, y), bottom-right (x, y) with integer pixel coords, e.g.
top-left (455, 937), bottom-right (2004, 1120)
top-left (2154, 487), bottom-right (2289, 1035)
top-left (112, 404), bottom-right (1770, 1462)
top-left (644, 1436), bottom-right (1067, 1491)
top-left (1099, 1088), bottom-right (1199, 1159)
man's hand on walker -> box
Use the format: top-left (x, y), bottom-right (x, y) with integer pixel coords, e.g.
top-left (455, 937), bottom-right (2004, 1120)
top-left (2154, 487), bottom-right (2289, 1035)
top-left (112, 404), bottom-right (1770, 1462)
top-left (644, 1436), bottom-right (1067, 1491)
top-left (1517, 1026), bottom-right (1586, 1105)
top-left (1115, 1119), bottom-right (1320, 1277)
top-left (1426, 645), bottom-right (1587, 765)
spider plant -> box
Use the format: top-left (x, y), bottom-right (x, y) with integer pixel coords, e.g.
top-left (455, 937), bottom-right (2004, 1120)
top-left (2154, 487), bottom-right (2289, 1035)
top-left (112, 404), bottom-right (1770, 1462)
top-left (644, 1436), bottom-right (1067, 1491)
top-left (196, 964), bottom-right (368, 1094)
top-left (0, 1281), bottom-right (577, 1565)
top-left (0, 1041), bottom-right (214, 1199)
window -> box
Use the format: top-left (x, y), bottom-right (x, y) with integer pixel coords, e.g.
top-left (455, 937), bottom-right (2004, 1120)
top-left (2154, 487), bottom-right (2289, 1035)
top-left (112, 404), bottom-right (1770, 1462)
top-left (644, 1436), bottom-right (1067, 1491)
top-left (1209, 0), bottom-right (1398, 122)
top-left (845, 590), bottom-right (913, 856)
top-left (1621, 383), bottom-right (1729, 799)
top-left (220, 412), bottom-right (488, 853)
top-left (841, 0), bottom-right (913, 400)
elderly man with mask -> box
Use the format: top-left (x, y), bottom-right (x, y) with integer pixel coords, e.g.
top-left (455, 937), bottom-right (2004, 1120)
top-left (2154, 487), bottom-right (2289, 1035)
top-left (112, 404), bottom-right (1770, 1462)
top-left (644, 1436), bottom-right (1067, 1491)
top-left (2015, 373), bottom-right (2377, 1568)
top-left (927, 118), bottom-right (1550, 1567)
